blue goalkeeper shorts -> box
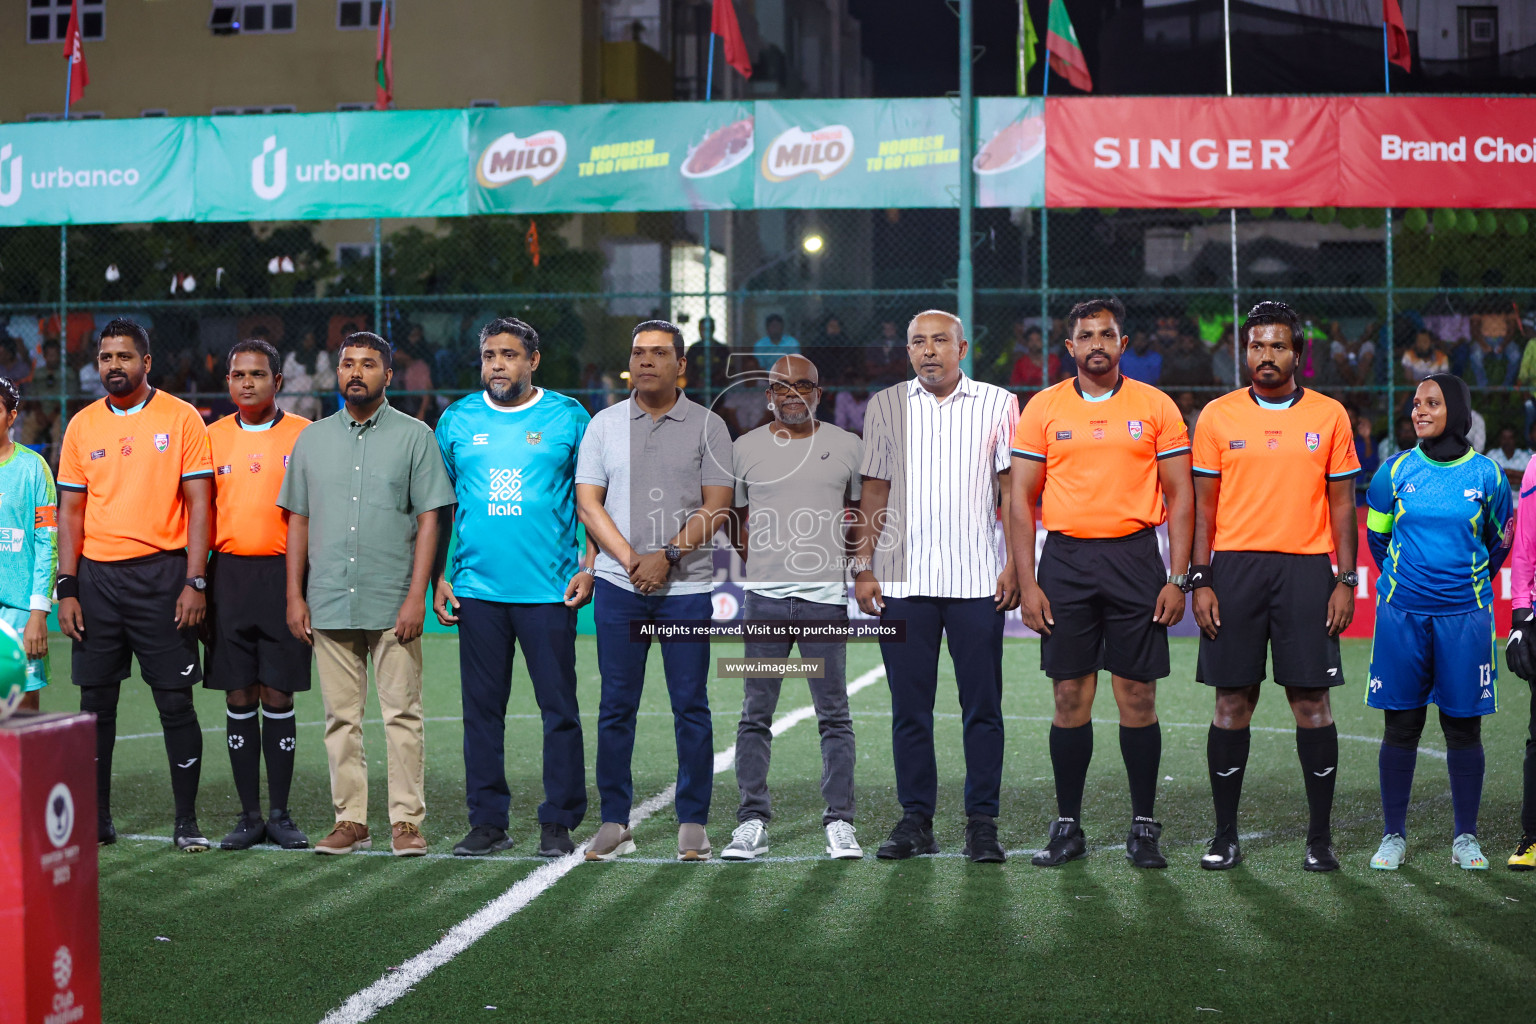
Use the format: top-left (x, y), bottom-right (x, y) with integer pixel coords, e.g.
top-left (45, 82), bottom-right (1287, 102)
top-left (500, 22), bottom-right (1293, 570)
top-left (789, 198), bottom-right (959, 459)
top-left (1366, 600), bottom-right (1496, 717)
top-left (0, 605), bottom-right (49, 692)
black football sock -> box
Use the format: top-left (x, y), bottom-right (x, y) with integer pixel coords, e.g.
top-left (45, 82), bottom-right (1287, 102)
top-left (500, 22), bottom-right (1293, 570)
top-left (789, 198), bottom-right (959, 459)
top-left (225, 702), bottom-right (261, 815)
top-left (1049, 723), bottom-right (1093, 822)
top-left (1207, 724), bottom-right (1251, 832)
top-left (154, 687), bottom-right (203, 820)
top-left (1119, 722), bottom-right (1162, 821)
top-left (1524, 685), bottom-right (1536, 837)
top-left (261, 702), bottom-right (297, 814)
top-left (1296, 723), bottom-right (1339, 844)
top-left (80, 683), bottom-right (122, 819)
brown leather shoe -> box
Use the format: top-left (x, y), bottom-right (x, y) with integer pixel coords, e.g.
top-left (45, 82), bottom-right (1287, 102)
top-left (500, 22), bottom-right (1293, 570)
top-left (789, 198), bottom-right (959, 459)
top-left (315, 821), bottom-right (370, 855)
top-left (391, 821), bottom-right (427, 857)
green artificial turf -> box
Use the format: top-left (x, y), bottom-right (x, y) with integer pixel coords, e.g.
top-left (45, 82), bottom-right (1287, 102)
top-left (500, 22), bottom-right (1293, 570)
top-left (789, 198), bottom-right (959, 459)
top-left (34, 635), bottom-right (1535, 1023)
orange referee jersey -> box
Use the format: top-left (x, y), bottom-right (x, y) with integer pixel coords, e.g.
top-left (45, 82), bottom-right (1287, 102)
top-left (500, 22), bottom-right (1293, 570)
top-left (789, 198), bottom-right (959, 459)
top-left (1191, 387), bottom-right (1359, 555)
top-left (58, 389), bottom-right (215, 562)
top-left (1012, 376), bottom-right (1191, 539)
top-left (208, 410), bottom-right (309, 556)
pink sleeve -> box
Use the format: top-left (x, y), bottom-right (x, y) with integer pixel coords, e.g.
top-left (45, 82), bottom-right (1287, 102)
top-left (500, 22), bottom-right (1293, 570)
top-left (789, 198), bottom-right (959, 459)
top-left (1511, 468), bottom-right (1536, 610)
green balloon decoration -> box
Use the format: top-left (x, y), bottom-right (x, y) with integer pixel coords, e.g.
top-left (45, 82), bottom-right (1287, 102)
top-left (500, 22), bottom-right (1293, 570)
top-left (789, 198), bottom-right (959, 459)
top-left (1457, 209), bottom-right (1479, 233)
top-left (1196, 207), bottom-right (1219, 219)
top-left (1312, 207), bottom-right (1337, 225)
top-left (1434, 208), bottom-right (1459, 233)
top-left (1477, 210), bottom-right (1498, 236)
top-left (1504, 211), bottom-right (1529, 236)
top-left (1337, 208), bottom-right (1363, 229)
top-left (1286, 207), bottom-right (1310, 220)
top-left (1403, 208), bottom-right (1428, 232)
top-left (1361, 208), bottom-right (1386, 229)
top-left (1251, 207), bottom-right (1274, 219)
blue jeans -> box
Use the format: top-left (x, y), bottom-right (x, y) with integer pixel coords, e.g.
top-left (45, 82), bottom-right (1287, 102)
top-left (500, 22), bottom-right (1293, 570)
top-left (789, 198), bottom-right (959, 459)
top-left (456, 598), bottom-right (585, 831)
top-left (1469, 340), bottom-right (1523, 387)
top-left (593, 579), bottom-right (714, 825)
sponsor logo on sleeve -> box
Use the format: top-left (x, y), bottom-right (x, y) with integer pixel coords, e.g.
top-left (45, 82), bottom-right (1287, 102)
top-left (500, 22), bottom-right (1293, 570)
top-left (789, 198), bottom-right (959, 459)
top-left (1229, 440), bottom-right (1246, 449)
top-left (1055, 430), bottom-right (1073, 441)
top-left (89, 449), bottom-right (106, 461)
top-left (217, 464), bottom-right (232, 475)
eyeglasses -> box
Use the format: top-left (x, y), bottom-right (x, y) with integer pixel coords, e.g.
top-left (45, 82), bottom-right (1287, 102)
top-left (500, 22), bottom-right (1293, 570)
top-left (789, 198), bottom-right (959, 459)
top-left (766, 380), bottom-right (820, 397)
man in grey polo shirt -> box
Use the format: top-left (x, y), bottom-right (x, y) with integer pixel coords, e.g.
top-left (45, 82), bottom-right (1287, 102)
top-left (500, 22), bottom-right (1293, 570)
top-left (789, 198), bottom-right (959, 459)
top-left (279, 332), bottom-right (455, 857)
top-left (576, 320), bottom-right (733, 862)
top-left (721, 353), bottom-right (864, 862)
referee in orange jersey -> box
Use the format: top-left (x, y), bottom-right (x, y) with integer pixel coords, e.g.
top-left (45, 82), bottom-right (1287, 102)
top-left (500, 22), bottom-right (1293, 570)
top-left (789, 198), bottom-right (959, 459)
top-left (1189, 301), bottom-right (1360, 872)
top-left (56, 318), bottom-right (216, 852)
top-left (1010, 298), bottom-right (1194, 870)
top-left (205, 339), bottom-right (313, 851)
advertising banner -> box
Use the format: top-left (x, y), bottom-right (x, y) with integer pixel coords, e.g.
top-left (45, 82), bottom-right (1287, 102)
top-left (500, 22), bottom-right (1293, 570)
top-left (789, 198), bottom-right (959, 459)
top-left (194, 110), bottom-right (468, 222)
top-left (974, 97), bottom-right (1046, 208)
top-left (0, 117), bottom-right (194, 227)
top-left (468, 101), bottom-right (754, 214)
top-left (1045, 96), bottom-right (1341, 209)
top-left (1338, 96), bottom-right (1536, 209)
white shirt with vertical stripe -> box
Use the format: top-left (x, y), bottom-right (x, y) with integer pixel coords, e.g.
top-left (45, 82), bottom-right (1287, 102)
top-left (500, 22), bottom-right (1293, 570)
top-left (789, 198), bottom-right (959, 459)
top-left (860, 374), bottom-right (1019, 599)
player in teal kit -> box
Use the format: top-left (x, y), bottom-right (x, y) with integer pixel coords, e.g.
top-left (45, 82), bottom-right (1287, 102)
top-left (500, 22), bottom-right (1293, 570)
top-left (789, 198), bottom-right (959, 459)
top-left (0, 377), bottom-right (59, 711)
top-left (433, 317), bottom-right (595, 858)
top-left (1365, 373), bottom-right (1513, 871)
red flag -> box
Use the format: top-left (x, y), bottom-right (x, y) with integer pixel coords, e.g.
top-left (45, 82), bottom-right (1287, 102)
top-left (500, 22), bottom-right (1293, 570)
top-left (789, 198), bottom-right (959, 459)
top-left (62, 0), bottom-right (89, 106)
top-left (1384, 0), bottom-right (1411, 73)
top-left (711, 0), bottom-right (753, 79)
top-left (1045, 0), bottom-right (1092, 93)
top-left (526, 220), bottom-right (540, 269)
top-left (374, 0), bottom-right (393, 110)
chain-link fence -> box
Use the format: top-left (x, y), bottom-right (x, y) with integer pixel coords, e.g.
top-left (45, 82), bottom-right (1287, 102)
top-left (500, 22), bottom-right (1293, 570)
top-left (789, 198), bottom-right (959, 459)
top-left (2, 205), bottom-right (1535, 468)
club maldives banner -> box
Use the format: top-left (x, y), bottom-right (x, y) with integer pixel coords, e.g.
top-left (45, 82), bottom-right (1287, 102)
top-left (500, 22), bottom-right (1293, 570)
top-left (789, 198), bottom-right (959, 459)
top-left (468, 101), bottom-right (754, 214)
top-left (195, 110), bottom-right (468, 221)
top-left (1045, 94), bottom-right (1536, 209)
top-left (753, 97), bottom-right (1045, 209)
top-left (1, 95), bottom-right (1534, 227)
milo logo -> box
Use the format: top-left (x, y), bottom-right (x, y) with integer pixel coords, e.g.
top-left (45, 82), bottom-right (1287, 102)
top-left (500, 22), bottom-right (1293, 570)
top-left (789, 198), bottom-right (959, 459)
top-left (762, 125), bottom-right (854, 182)
top-left (477, 130), bottom-right (567, 188)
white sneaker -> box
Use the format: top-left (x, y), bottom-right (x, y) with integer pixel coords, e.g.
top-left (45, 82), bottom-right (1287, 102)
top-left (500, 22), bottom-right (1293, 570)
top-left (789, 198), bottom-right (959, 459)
top-left (825, 819), bottom-right (862, 860)
top-left (721, 819), bottom-right (768, 860)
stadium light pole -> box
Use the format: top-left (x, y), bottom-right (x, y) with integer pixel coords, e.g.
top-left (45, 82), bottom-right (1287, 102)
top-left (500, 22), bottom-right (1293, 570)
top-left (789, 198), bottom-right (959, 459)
top-left (957, 0), bottom-right (975, 375)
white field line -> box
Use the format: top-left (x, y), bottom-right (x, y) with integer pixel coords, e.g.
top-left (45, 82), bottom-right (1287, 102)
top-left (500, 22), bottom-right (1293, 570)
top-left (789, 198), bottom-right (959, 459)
top-left (313, 664), bottom-right (889, 1024)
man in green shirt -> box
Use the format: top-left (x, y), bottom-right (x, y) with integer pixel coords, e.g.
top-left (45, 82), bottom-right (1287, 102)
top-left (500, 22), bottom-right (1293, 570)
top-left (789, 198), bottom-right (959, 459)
top-left (278, 332), bottom-right (454, 857)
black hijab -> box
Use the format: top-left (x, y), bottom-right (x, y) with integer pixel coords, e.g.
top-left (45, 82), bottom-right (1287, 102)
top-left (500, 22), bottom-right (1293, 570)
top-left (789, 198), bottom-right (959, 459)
top-left (1417, 371), bottom-right (1472, 463)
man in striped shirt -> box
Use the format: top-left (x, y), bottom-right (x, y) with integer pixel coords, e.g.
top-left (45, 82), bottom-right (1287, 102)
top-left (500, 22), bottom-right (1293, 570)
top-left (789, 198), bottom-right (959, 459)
top-left (854, 310), bottom-right (1021, 863)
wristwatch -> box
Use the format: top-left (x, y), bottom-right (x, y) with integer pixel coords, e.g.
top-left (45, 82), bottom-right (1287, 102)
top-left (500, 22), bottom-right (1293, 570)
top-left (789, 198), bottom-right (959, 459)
top-left (849, 557), bottom-right (872, 578)
top-left (579, 566), bottom-right (597, 577)
top-left (1167, 572), bottom-right (1188, 589)
top-left (185, 575), bottom-right (207, 593)
top-left (663, 543), bottom-right (682, 567)
top-left (1335, 571), bottom-right (1359, 588)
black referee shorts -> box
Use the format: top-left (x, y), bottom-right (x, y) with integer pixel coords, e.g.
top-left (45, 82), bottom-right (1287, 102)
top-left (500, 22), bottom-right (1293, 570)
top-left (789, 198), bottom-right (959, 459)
top-left (204, 553), bottom-right (312, 693)
top-left (1037, 528), bottom-right (1170, 683)
top-left (74, 551), bottom-right (203, 690)
top-left (1196, 551), bottom-right (1343, 689)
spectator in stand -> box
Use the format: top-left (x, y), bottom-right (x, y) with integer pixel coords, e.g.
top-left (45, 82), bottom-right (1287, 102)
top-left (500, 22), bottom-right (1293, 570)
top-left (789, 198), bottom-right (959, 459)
top-left (1008, 324), bottom-right (1045, 388)
top-left (72, 345), bottom-right (106, 403)
top-left (279, 328), bottom-right (333, 420)
top-left (1162, 331), bottom-right (1213, 388)
top-left (752, 314), bottom-right (799, 366)
top-left (1330, 321), bottom-right (1377, 388)
top-left (0, 337), bottom-right (33, 388)
top-left (1468, 312), bottom-right (1523, 389)
top-left (1401, 330), bottom-right (1450, 384)
top-left (719, 355), bottom-right (770, 437)
top-left (391, 343), bottom-right (438, 426)
top-left (833, 369), bottom-right (870, 436)
top-left (1119, 329), bottom-right (1163, 384)
top-left (1175, 390), bottom-right (1201, 437)
top-left (1354, 409), bottom-right (1380, 507)
top-left (1469, 406), bottom-right (1487, 456)
top-left (1377, 414), bottom-right (1415, 464)
top-left (864, 320), bottom-right (906, 384)
top-left (683, 336), bottom-right (730, 406)
top-left (806, 315), bottom-right (849, 382)
top-left (1209, 328), bottom-right (1243, 387)
top-left (1486, 425), bottom-right (1530, 506)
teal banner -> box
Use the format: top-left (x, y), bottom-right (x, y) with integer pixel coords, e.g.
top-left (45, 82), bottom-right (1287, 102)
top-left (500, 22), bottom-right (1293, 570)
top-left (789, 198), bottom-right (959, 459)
top-left (753, 98), bottom-right (1044, 209)
top-left (193, 110), bottom-right (468, 222)
top-left (468, 101), bottom-right (754, 214)
top-left (0, 118), bottom-right (195, 226)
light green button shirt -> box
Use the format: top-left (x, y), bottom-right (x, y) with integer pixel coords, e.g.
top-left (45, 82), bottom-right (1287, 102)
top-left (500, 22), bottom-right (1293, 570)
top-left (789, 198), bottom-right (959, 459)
top-left (277, 402), bottom-right (455, 630)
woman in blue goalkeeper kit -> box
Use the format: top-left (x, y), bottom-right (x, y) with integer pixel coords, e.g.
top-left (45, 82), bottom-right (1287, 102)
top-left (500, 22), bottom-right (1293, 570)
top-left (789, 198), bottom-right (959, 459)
top-left (1364, 372), bottom-right (1513, 871)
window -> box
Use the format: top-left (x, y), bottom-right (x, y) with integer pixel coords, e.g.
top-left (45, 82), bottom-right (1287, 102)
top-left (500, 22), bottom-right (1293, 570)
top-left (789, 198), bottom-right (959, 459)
top-left (29, 0), bottom-right (104, 43)
top-left (211, 105), bottom-right (295, 115)
top-left (26, 111), bottom-right (103, 121)
top-left (210, 2), bottom-right (294, 34)
top-left (141, 109), bottom-right (168, 117)
top-left (470, 99), bottom-right (499, 108)
top-left (337, 102), bottom-right (371, 111)
top-left (336, 0), bottom-right (383, 29)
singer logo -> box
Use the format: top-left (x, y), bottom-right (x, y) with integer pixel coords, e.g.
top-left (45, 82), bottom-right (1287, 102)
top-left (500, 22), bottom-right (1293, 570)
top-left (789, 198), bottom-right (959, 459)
top-left (252, 135), bottom-right (287, 200)
top-left (1091, 137), bottom-right (1291, 171)
top-left (476, 131), bottom-right (567, 188)
top-left (0, 145), bottom-right (21, 207)
top-left (762, 125), bottom-right (854, 182)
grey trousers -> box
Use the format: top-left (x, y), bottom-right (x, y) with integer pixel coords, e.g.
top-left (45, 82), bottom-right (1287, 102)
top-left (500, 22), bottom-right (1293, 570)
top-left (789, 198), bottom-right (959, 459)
top-left (735, 592), bottom-right (856, 825)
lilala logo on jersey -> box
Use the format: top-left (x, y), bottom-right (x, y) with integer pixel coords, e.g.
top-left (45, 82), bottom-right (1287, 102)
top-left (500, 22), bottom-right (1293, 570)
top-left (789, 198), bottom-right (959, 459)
top-left (1127, 420), bottom-right (1143, 440)
top-left (488, 467), bottom-right (523, 516)
top-left (1306, 431), bottom-right (1320, 451)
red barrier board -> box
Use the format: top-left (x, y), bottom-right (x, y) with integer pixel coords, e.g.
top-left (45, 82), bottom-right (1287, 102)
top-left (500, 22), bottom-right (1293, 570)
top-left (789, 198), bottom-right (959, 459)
top-left (1046, 96), bottom-right (1339, 209)
top-left (1338, 96), bottom-right (1536, 209)
top-left (0, 713), bottom-right (101, 1024)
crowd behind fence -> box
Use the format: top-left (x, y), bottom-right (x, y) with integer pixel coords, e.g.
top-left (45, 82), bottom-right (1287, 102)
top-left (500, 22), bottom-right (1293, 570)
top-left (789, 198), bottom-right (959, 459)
top-left (1, 206), bottom-right (1534, 494)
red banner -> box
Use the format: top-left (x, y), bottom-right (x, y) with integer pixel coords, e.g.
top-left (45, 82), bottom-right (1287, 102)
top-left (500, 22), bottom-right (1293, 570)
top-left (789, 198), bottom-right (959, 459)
top-left (1046, 96), bottom-right (1339, 209)
top-left (1338, 96), bottom-right (1536, 209)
